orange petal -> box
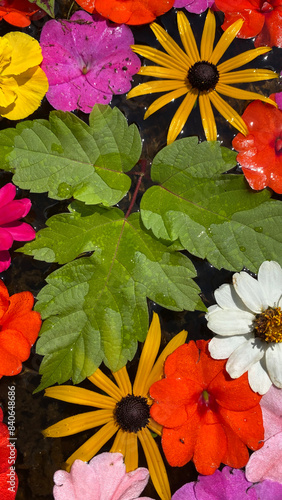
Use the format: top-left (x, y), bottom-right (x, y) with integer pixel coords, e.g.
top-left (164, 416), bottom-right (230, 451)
top-left (0, 329), bottom-right (31, 376)
top-left (219, 404), bottom-right (264, 451)
top-left (161, 412), bottom-right (201, 467)
top-left (210, 370), bottom-right (262, 411)
top-left (193, 421), bottom-right (227, 475)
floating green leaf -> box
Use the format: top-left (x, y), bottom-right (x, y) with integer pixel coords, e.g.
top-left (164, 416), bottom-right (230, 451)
top-left (22, 202), bottom-right (203, 390)
top-left (140, 138), bottom-right (282, 272)
top-left (28, 0), bottom-right (55, 17)
top-left (1, 105), bottom-right (141, 206)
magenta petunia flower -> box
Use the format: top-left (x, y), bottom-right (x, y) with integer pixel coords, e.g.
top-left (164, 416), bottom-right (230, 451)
top-left (173, 0), bottom-right (214, 14)
top-left (40, 11), bottom-right (141, 113)
top-left (0, 183), bottom-right (35, 272)
top-left (171, 466), bottom-right (282, 499)
top-left (53, 452), bottom-right (154, 500)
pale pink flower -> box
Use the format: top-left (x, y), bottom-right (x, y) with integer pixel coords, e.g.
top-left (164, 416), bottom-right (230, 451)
top-left (245, 385), bottom-right (282, 484)
top-left (0, 183), bottom-right (35, 272)
top-left (53, 452), bottom-right (154, 500)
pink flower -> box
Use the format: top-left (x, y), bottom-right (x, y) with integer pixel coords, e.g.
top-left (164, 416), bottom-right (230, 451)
top-left (0, 183), bottom-right (35, 272)
top-left (40, 11), bottom-right (141, 113)
top-left (53, 452), bottom-right (154, 500)
top-left (174, 0), bottom-right (214, 13)
top-left (245, 385), bottom-right (282, 484)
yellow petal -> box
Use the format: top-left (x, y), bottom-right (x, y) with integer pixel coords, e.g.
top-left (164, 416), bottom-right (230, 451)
top-left (127, 79), bottom-right (187, 99)
top-left (177, 10), bottom-right (199, 65)
top-left (208, 90), bottom-right (248, 135)
top-left (148, 418), bottom-right (162, 437)
top-left (218, 46), bottom-right (272, 73)
top-left (219, 68), bottom-right (278, 84)
top-left (2, 32), bottom-right (43, 75)
top-left (210, 18), bottom-right (244, 66)
top-left (138, 427), bottom-right (171, 500)
top-left (110, 428), bottom-right (128, 457)
top-left (151, 21), bottom-right (191, 71)
top-left (199, 93), bottom-right (217, 141)
top-left (146, 329), bottom-right (188, 391)
top-left (131, 45), bottom-right (186, 72)
top-left (43, 409), bottom-right (113, 437)
top-left (0, 38), bottom-right (12, 71)
top-left (167, 90), bottom-right (198, 144)
top-left (0, 76), bottom-right (16, 107)
top-left (0, 66), bottom-right (48, 120)
top-left (65, 420), bottom-right (118, 470)
top-left (124, 432), bottom-right (138, 472)
top-left (44, 386), bottom-right (116, 409)
top-left (113, 366), bottom-right (132, 397)
top-left (133, 313), bottom-right (161, 397)
top-left (144, 86), bottom-right (189, 120)
top-left (216, 82), bottom-right (278, 106)
top-left (201, 9), bottom-right (216, 61)
top-left (138, 66), bottom-right (186, 80)
top-left (89, 368), bottom-right (123, 401)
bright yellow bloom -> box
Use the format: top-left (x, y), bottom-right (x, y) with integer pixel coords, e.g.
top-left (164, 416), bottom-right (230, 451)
top-left (127, 9), bottom-right (278, 144)
top-left (0, 32), bottom-right (48, 120)
top-left (43, 313), bottom-right (187, 500)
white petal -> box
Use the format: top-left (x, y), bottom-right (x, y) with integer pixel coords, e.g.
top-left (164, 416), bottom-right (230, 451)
top-left (265, 343), bottom-right (282, 388)
top-left (258, 261), bottom-right (282, 307)
top-left (248, 359), bottom-right (272, 395)
top-left (214, 283), bottom-right (252, 311)
top-left (206, 308), bottom-right (254, 336)
top-left (226, 337), bottom-right (265, 378)
top-left (209, 334), bottom-right (250, 359)
top-left (233, 271), bottom-right (268, 313)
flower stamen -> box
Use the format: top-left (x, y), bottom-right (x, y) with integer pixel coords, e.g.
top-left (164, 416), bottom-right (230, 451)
top-left (188, 61), bottom-right (219, 91)
top-left (254, 306), bottom-right (282, 343)
top-left (114, 394), bottom-right (150, 433)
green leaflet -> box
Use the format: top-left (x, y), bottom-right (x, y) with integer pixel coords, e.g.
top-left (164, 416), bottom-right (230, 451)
top-left (22, 203), bottom-right (203, 391)
top-left (27, 0), bottom-right (55, 17)
top-left (0, 105), bottom-right (141, 206)
top-left (140, 138), bottom-right (282, 272)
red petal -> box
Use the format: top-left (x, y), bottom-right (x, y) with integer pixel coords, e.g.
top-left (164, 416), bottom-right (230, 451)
top-left (255, 9), bottom-right (282, 47)
top-left (220, 423), bottom-right (250, 468)
top-left (209, 370), bottom-right (262, 411)
top-left (193, 421), bottom-right (227, 475)
top-left (219, 404), bottom-right (264, 451)
top-left (161, 412), bottom-right (201, 467)
top-left (94, 0), bottom-right (174, 25)
top-left (75, 0), bottom-right (96, 13)
top-left (1, 291), bottom-right (41, 346)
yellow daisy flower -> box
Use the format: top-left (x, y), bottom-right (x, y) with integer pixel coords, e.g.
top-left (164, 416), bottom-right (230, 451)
top-left (43, 313), bottom-right (187, 500)
top-left (0, 32), bottom-right (48, 120)
top-left (127, 9), bottom-right (278, 144)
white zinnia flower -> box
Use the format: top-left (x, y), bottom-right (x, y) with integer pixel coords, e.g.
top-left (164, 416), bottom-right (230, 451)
top-left (206, 261), bottom-right (282, 395)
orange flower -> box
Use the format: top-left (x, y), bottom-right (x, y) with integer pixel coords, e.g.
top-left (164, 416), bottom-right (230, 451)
top-left (0, 0), bottom-right (45, 28)
top-left (0, 281), bottom-right (41, 378)
top-left (75, 0), bottom-right (174, 24)
top-left (150, 340), bottom-right (264, 475)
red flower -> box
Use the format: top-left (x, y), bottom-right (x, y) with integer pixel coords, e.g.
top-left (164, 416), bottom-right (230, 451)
top-left (75, 0), bottom-right (174, 24)
top-left (0, 407), bottom-right (18, 499)
top-left (149, 340), bottom-right (263, 475)
top-left (214, 0), bottom-right (282, 47)
top-left (232, 100), bottom-right (282, 193)
top-left (0, 0), bottom-right (46, 27)
top-left (0, 281), bottom-right (41, 378)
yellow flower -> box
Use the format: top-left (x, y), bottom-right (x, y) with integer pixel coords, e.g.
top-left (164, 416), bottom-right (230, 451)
top-left (127, 9), bottom-right (278, 144)
top-left (43, 313), bottom-right (187, 500)
top-left (0, 32), bottom-right (48, 120)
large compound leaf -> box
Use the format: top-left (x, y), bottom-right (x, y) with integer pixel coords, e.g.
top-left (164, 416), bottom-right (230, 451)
top-left (22, 202), bottom-right (203, 390)
top-left (0, 105), bottom-right (141, 206)
top-left (141, 138), bottom-right (282, 272)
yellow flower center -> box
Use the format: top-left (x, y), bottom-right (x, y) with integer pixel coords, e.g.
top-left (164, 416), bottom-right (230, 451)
top-left (254, 306), bottom-right (282, 343)
top-left (114, 394), bottom-right (150, 433)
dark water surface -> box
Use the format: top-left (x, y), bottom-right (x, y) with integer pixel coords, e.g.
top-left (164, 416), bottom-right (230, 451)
top-left (0, 0), bottom-right (281, 498)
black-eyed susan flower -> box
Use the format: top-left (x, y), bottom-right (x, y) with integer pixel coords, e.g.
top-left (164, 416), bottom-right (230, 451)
top-left (127, 9), bottom-right (278, 144)
top-left (43, 313), bottom-right (187, 500)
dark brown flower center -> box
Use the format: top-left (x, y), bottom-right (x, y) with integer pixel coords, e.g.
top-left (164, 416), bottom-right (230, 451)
top-left (254, 306), bottom-right (282, 343)
top-left (188, 61), bottom-right (219, 92)
top-left (114, 394), bottom-right (150, 433)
